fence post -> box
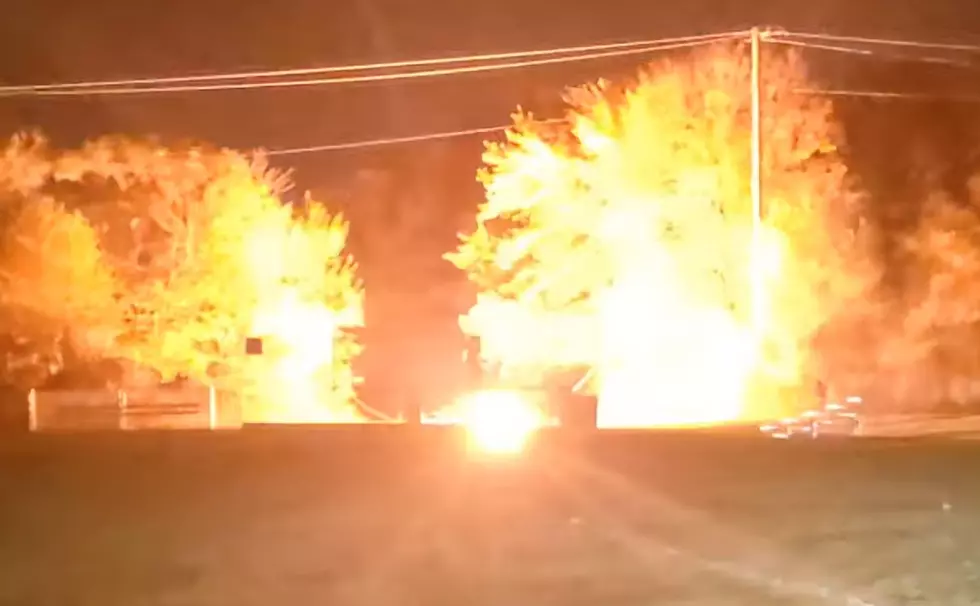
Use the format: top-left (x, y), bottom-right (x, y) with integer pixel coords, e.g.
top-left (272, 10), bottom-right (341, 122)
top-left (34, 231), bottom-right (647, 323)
top-left (27, 389), bottom-right (37, 432)
top-left (118, 390), bottom-right (128, 431)
top-left (208, 386), bottom-right (217, 430)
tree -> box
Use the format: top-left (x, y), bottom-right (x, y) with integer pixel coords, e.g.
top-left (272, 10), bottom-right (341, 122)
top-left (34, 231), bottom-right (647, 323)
top-left (882, 176), bottom-right (980, 410)
top-left (102, 144), bottom-right (299, 386)
top-left (242, 198), bottom-right (363, 421)
top-left (0, 194), bottom-right (120, 387)
top-left (447, 43), bottom-right (882, 424)
top-left (0, 133), bottom-right (363, 421)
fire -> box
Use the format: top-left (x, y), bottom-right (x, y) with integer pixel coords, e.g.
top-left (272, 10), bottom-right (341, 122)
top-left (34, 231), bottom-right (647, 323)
top-left (447, 47), bottom-right (869, 427)
top-left (456, 389), bottom-right (545, 454)
top-left (457, 280), bottom-right (761, 429)
top-left (249, 289), bottom-right (362, 423)
top-left (242, 209), bottom-right (364, 423)
top-left (595, 274), bottom-right (758, 427)
top-left (422, 389), bottom-right (549, 454)
top-left (454, 208), bottom-right (776, 429)
top-left (589, 216), bottom-right (776, 427)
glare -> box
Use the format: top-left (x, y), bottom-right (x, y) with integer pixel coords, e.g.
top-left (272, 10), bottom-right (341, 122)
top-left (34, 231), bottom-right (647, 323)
top-left (243, 220), bottom-right (364, 423)
top-left (249, 289), bottom-right (351, 422)
top-left (456, 389), bottom-right (544, 455)
top-left (594, 268), bottom-right (757, 428)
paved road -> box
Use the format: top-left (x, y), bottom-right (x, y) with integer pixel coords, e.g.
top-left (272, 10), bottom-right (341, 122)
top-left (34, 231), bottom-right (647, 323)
top-left (1, 427), bottom-right (978, 605)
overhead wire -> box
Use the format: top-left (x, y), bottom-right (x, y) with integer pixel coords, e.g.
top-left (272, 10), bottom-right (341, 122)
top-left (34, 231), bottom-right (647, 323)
top-left (765, 35), bottom-right (980, 103)
top-left (265, 31), bottom-right (980, 156)
top-left (13, 27), bottom-right (980, 154)
top-left (268, 31), bottom-right (980, 156)
top-left (0, 29), bottom-right (742, 156)
top-left (768, 37), bottom-right (976, 68)
top-left (0, 30), bottom-right (747, 93)
top-left (793, 88), bottom-right (980, 102)
top-left (773, 31), bottom-right (980, 54)
top-left (265, 119), bottom-right (566, 156)
top-left (0, 31), bottom-right (745, 97)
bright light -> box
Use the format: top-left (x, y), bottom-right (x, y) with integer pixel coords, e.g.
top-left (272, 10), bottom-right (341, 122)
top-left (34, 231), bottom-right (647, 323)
top-left (250, 288), bottom-right (363, 423)
top-left (594, 266), bottom-right (757, 428)
top-left (243, 219), bottom-right (364, 424)
top-left (456, 389), bottom-right (544, 455)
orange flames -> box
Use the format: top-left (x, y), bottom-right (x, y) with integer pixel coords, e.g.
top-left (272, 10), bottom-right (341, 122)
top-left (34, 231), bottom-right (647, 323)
top-left (446, 60), bottom-right (806, 427)
top-left (242, 207), bottom-right (364, 423)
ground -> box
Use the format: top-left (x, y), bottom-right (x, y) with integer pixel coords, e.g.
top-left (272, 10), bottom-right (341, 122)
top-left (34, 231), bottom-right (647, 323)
top-left (0, 427), bottom-right (978, 605)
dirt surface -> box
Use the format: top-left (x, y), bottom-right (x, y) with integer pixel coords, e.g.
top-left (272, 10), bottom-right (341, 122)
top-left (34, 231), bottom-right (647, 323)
top-left (860, 414), bottom-right (980, 438)
top-left (1, 426), bottom-right (979, 605)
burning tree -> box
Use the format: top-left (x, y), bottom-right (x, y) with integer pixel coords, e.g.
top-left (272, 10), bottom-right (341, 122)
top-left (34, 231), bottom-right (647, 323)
top-left (0, 133), bottom-right (363, 421)
top-left (447, 43), bottom-right (881, 426)
top-left (0, 170), bottom-right (121, 387)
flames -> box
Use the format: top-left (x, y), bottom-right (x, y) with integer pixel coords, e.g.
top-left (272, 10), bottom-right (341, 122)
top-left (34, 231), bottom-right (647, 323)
top-left (233, 49), bottom-right (863, 429)
top-left (240, 207), bottom-right (364, 423)
top-left (446, 57), bottom-right (814, 428)
top-left (594, 274), bottom-right (758, 428)
top-left (456, 389), bottom-right (546, 454)
top-left (455, 254), bottom-right (773, 430)
top-left (450, 155), bottom-right (786, 428)
top-left (423, 389), bottom-right (552, 454)
top-left (249, 289), bottom-right (363, 423)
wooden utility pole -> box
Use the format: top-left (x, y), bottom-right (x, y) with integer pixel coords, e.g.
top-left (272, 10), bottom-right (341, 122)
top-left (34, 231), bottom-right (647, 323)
top-left (749, 26), bottom-right (764, 334)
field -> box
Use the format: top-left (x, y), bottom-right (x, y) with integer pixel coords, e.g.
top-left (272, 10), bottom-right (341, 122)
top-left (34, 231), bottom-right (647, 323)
top-left (1, 427), bottom-right (979, 605)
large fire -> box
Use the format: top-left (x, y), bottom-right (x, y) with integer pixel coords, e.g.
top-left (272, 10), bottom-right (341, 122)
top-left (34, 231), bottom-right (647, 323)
top-left (442, 39), bottom-right (883, 427)
top-left (457, 389), bottom-right (546, 454)
top-left (446, 54), bottom-right (814, 427)
top-left (453, 193), bottom-right (782, 428)
top-left (249, 289), bottom-right (363, 423)
top-left (457, 284), bottom-right (765, 429)
top-left (422, 388), bottom-right (553, 454)
top-left (241, 210), bottom-right (364, 423)
top-left (594, 275), bottom-right (758, 428)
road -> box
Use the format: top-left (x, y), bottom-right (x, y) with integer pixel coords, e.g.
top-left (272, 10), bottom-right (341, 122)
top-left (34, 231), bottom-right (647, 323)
top-left (0, 426), bottom-right (978, 605)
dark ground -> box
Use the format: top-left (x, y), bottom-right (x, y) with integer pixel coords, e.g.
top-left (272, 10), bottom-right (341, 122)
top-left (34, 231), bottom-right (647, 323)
top-left (1, 427), bottom-right (979, 605)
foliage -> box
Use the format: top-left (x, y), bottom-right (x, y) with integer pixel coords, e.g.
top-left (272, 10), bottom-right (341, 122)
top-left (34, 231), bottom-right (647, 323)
top-left (0, 194), bottom-right (120, 387)
top-left (0, 132), bottom-right (363, 419)
top-left (881, 176), bottom-right (980, 408)
top-left (448, 43), bottom-right (882, 419)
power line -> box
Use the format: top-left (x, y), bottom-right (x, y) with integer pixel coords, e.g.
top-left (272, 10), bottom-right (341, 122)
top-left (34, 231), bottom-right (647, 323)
top-left (794, 88), bottom-right (980, 102)
top-left (0, 33), bottom-right (744, 97)
top-left (24, 26), bottom-right (980, 157)
top-left (769, 37), bottom-right (977, 68)
top-left (226, 64), bottom-right (980, 158)
top-left (6, 38), bottom-right (730, 97)
top-left (775, 37), bottom-right (980, 102)
top-left (0, 30), bottom-right (747, 94)
top-left (264, 120), bottom-right (565, 156)
top-left (775, 31), bottom-right (980, 54)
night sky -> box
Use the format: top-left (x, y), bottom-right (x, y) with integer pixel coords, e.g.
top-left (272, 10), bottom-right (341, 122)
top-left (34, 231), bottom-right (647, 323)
top-left (1, 1), bottom-right (979, 409)
top-left (2, 1), bottom-right (978, 166)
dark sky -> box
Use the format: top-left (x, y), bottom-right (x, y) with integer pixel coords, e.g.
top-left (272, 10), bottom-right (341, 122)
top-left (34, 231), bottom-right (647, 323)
top-left (2, 1), bottom-right (979, 406)
top-left (1, 0), bottom-right (978, 178)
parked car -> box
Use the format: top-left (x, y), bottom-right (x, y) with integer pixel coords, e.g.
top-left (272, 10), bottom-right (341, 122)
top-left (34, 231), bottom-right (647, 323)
top-left (760, 414), bottom-right (817, 439)
top-left (760, 395), bottom-right (864, 439)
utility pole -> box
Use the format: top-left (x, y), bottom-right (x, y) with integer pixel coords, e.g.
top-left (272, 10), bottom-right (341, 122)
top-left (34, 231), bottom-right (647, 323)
top-left (749, 26), bottom-right (764, 336)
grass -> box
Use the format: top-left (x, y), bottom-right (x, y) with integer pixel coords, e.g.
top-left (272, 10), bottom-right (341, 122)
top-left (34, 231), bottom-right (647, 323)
top-left (1, 426), bottom-right (979, 605)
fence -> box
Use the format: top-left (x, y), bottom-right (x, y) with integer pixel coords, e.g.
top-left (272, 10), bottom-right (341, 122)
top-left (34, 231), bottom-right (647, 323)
top-left (27, 386), bottom-right (242, 432)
